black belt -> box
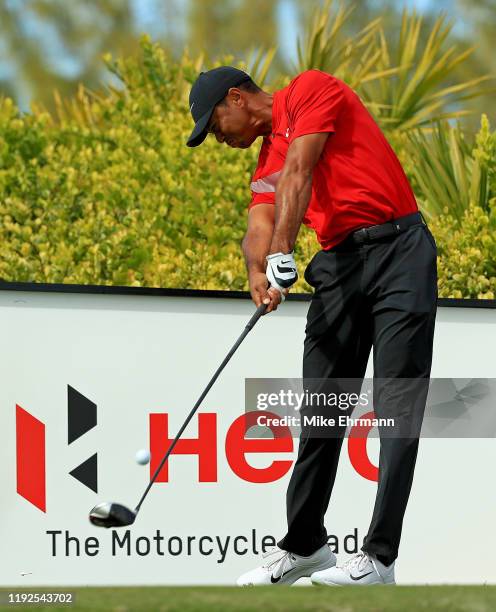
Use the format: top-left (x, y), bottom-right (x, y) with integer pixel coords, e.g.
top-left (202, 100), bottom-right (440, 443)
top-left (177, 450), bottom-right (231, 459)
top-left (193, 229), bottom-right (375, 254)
top-left (349, 211), bottom-right (425, 246)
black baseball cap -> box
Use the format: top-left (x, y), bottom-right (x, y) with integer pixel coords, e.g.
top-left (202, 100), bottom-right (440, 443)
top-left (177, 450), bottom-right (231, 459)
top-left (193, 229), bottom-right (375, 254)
top-left (186, 66), bottom-right (251, 147)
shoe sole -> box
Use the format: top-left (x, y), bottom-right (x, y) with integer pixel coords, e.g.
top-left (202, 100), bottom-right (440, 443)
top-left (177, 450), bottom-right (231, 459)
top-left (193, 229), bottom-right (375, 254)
top-left (311, 576), bottom-right (396, 587)
top-left (284, 557), bottom-right (338, 586)
top-left (239, 556), bottom-right (337, 587)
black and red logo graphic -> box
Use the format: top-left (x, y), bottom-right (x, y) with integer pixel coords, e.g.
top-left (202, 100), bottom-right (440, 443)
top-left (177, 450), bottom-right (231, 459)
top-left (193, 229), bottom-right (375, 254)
top-left (16, 385), bottom-right (97, 513)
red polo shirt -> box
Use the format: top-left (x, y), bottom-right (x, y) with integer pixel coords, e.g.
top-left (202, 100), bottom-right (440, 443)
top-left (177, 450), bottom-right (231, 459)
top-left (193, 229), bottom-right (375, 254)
top-left (249, 70), bottom-right (418, 249)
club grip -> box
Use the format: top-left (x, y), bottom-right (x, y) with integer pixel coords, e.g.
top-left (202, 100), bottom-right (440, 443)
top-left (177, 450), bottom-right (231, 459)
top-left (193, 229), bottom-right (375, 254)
top-left (245, 303), bottom-right (268, 330)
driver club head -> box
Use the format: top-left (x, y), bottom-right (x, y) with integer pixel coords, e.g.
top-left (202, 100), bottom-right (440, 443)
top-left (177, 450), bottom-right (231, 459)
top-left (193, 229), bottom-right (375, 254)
top-left (89, 502), bottom-right (136, 528)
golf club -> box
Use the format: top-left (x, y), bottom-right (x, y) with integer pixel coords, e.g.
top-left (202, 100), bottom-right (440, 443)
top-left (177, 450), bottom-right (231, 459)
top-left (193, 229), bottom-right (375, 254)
top-left (89, 302), bottom-right (268, 528)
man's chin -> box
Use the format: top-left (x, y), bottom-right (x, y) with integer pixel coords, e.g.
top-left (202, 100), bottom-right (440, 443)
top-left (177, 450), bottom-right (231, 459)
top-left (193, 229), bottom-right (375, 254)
top-left (239, 137), bottom-right (258, 149)
top-left (229, 135), bottom-right (258, 149)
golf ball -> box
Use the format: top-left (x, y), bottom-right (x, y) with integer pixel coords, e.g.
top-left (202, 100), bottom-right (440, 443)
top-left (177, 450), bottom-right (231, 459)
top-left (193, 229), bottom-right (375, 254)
top-left (135, 449), bottom-right (150, 465)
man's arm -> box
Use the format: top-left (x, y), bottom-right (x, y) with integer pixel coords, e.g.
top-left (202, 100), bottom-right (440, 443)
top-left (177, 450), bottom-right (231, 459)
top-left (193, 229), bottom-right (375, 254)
top-left (269, 132), bottom-right (329, 254)
top-left (242, 204), bottom-right (284, 313)
top-left (242, 133), bottom-right (329, 312)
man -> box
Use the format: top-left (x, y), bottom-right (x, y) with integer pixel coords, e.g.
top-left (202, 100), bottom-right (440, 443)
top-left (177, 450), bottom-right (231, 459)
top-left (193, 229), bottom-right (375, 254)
top-left (186, 67), bottom-right (437, 586)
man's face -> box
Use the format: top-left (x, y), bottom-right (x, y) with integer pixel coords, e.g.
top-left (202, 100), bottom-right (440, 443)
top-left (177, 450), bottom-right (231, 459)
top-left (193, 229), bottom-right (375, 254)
top-left (206, 89), bottom-right (259, 149)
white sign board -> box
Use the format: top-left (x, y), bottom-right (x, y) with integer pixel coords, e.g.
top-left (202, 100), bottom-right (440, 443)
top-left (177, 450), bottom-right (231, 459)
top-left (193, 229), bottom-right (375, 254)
top-left (0, 290), bottom-right (495, 585)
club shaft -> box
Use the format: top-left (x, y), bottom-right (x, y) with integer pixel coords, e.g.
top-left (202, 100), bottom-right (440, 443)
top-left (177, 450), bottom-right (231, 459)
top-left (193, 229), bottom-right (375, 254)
top-left (135, 303), bottom-right (267, 513)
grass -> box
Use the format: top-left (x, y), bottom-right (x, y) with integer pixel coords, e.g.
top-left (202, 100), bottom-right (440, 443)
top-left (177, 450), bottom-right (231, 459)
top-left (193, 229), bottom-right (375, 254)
top-left (1, 586), bottom-right (495, 612)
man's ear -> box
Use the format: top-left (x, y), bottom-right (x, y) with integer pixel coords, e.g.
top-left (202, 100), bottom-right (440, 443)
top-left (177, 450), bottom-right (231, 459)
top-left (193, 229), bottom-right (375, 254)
top-left (227, 87), bottom-right (243, 107)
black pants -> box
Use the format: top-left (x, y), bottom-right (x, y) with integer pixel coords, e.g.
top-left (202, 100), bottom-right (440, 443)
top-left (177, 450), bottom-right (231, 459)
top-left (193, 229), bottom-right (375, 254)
top-left (277, 222), bottom-right (438, 566)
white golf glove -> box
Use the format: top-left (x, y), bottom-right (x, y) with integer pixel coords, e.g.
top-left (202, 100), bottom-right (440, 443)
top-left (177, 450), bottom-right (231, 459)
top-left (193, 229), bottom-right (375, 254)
top-left (266, 251), bottom-right (298, 299)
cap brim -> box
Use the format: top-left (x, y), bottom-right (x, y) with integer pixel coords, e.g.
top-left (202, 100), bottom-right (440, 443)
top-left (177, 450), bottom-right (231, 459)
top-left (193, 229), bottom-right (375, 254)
top-left (187, 108), bottom-right (214, 147)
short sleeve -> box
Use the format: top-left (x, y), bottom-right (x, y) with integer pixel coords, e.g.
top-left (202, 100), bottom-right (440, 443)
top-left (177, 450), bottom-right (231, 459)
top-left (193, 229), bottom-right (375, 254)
top-left (286, 70), bottom-right (344, 143)
top-left (249, 191), bottom-right (276, 209)
top-left (248, 137), bottom-right (281, 209)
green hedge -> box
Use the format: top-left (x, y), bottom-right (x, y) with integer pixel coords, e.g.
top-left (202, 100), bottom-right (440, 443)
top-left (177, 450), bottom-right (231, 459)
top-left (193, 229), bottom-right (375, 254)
top-left (0, 38), bottom-right (495, 298)
top-left (0, 42), bottom-right (258, 289)
top-left (399, 115), bottom-right (496, 299)
top-left (430, 205), bottom-right (496, 299)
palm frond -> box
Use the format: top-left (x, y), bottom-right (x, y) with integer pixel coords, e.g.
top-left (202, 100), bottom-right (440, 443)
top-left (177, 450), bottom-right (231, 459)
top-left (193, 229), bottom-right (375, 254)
top-left (245, 47), bottom-right (277, 87)
top-left (293, 0), bottom-right (382, 85)
top-left (358, 11), bottom-right (493, 132)
top-left (406, 121), bottom-right (491, 221)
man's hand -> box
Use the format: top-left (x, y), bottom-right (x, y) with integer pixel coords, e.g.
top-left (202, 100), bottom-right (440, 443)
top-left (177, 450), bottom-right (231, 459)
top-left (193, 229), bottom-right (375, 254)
top-left (243, 204), bottom-right (287, 314)
top-left (266, 251), bottom-right (298, 293)
top-left (249, 270), bottom-right (288, 314)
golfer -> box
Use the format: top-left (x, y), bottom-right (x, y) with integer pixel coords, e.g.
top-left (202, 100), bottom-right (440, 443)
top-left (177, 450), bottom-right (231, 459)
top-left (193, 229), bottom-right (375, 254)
top-left (187, 67), bottom-right (437, 586)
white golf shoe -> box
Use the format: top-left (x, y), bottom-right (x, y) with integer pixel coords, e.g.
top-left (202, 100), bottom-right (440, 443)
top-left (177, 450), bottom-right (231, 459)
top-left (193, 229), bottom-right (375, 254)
top-left (236, 544), bottom-right (337, 586)
top-left (311, 551), bottom-right (395, 586)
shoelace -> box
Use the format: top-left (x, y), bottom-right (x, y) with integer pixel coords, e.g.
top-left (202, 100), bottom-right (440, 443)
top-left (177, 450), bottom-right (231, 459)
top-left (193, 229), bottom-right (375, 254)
top-left (261, 547), bottom-right (296, 576)
top-left (341, 552), bottom-right (373, 574)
